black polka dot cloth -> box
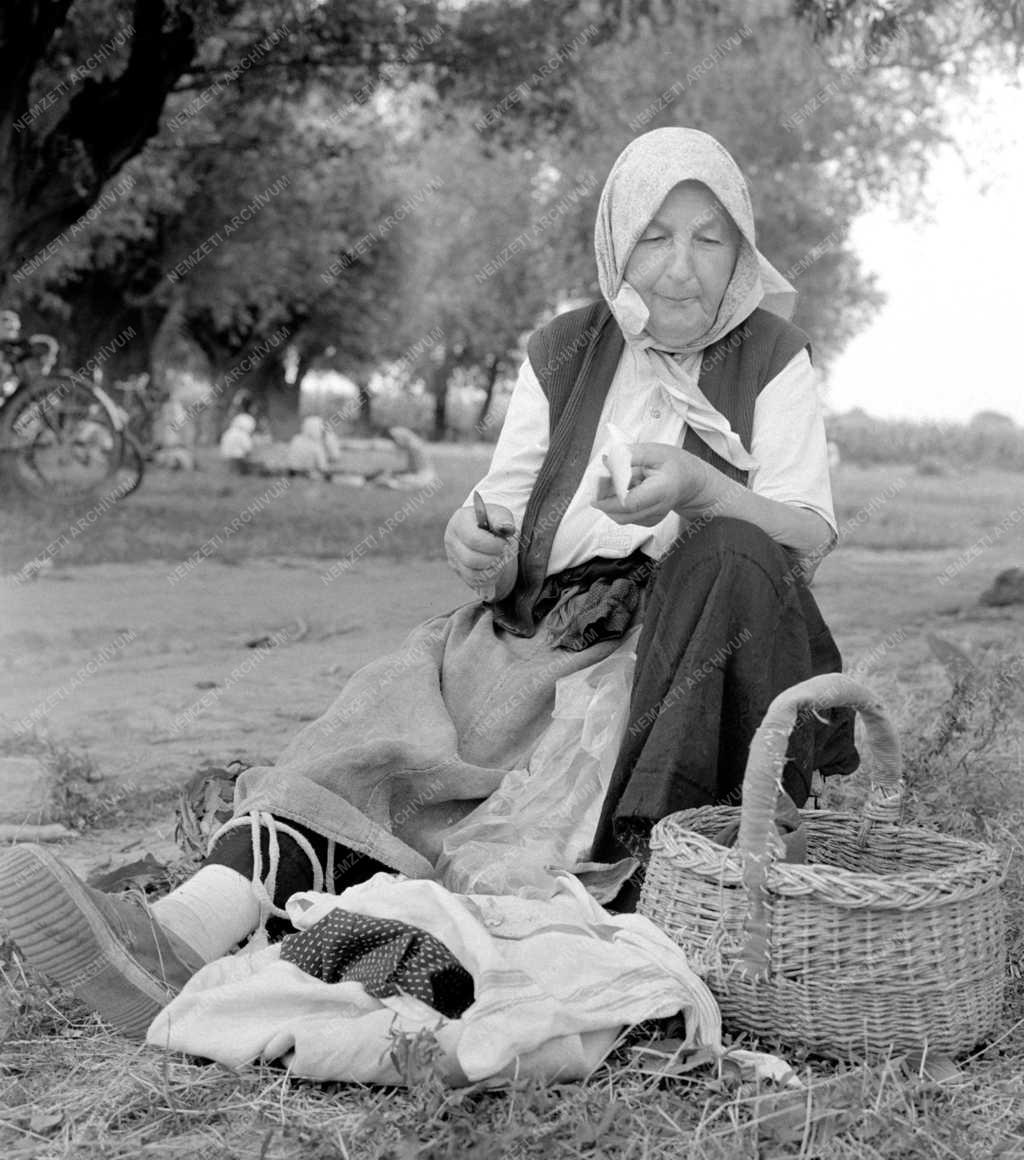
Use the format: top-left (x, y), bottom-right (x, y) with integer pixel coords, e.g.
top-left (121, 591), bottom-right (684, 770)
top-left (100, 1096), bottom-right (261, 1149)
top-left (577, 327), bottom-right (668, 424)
top-left (279, 909), bottom-right (475, 1019)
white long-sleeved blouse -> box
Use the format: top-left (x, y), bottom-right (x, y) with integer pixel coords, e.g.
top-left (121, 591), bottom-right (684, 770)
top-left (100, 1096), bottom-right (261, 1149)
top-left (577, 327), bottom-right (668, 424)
top-left (467, 347), bottom-right (836, 577)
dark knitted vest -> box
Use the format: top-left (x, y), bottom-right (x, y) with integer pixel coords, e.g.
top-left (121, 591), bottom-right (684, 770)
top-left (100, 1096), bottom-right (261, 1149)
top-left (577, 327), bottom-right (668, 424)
top-left (491, 301), bottom-right (811, 637)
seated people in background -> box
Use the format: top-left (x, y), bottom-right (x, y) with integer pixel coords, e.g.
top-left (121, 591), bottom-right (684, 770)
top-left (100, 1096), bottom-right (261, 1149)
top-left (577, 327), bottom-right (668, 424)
top-left (153, 398), bottom-right (196, 472)
top-left (286, 415), bottom-right (335, 480)
top-left (218, 413), bottom-right (256, 475)
top-left (370, 426), bottom-right (440, 489)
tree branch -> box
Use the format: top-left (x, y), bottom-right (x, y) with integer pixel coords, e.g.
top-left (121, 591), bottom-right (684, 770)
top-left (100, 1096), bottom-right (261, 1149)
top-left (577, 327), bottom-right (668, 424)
top-left (0, 0), bottom-right (76, 126)
top-left (4, 1), bottom-right (244, 274)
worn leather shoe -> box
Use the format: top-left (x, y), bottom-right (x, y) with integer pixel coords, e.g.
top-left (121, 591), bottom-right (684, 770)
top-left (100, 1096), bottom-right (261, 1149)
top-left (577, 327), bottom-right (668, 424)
top-left (0, 844), bottom-right (205, 1039)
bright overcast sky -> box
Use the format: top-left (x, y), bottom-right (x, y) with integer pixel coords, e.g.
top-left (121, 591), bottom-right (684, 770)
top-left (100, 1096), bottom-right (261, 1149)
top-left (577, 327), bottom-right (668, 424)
top-left (826, 75), bottom-right (1024, 424)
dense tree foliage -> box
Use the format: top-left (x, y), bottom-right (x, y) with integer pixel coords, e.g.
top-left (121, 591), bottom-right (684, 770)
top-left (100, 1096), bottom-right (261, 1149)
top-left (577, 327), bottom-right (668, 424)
top-left (1, 0), bottom-right (1020, 437)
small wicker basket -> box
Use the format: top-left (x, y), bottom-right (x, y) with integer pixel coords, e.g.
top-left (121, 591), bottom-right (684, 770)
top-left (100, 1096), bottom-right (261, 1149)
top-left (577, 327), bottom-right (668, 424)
top-left (638, 674), bottom-right (1007, 1059)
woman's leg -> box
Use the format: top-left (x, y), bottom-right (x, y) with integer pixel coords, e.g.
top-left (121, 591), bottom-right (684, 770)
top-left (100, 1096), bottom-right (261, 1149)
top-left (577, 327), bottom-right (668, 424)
top-left (0, 843), bottom-right (209, 1040)
top-left (593, 517), bottom-right (857, 865)
top-left (188, 818), bottom-right (387, 944)
top-left (0, 816), bottom-right (389, 1039)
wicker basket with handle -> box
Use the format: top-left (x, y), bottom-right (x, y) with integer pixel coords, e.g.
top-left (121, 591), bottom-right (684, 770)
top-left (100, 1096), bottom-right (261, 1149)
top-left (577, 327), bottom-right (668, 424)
top-left (638, 674), bottom-right (1006, 1059)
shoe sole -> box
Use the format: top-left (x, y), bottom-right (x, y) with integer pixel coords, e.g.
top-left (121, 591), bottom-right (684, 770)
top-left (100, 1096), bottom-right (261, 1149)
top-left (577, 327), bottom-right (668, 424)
top-left (0, 844), bottom-right (170, 1039)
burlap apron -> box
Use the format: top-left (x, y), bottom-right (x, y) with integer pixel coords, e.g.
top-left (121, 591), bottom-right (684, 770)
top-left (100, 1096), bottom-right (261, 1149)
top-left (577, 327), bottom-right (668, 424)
top-left (232, 601), bottom-right (622, 877)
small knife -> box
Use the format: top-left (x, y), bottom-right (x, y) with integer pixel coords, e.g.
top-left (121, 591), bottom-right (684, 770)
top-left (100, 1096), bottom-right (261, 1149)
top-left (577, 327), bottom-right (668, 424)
top-left (473, 490), bottom-right (512, 538)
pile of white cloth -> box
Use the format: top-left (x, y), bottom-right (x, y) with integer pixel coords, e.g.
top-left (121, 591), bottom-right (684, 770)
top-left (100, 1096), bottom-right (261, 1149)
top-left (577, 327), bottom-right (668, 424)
top-left (147, 872), bottom-right (790, 1087)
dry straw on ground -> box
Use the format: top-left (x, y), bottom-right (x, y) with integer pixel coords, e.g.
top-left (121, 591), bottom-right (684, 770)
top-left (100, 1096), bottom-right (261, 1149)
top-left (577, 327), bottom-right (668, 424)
top-left (1, 975), bottom-right (1023, 1159)
top-left (2, 462), bottom-right (1023, 1157)
top-left (3, 649), bottom-right (1024, 1158)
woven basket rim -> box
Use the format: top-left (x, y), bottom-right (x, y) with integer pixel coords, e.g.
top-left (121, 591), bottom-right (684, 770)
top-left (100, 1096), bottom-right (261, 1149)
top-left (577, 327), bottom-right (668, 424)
top-left (648, 810), bottom-right (1005, 907)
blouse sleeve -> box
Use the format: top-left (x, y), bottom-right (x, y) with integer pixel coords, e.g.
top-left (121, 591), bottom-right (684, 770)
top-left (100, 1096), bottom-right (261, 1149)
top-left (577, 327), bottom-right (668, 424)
top-left (464, 355), bottom-right (550, 526)
top-left (748, 349), bottom-right (837, 538)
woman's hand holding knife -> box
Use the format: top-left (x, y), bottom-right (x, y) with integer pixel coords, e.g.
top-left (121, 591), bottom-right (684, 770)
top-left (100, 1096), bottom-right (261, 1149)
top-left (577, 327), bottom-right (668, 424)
top-left (443, 493), bottom-right (518, 598)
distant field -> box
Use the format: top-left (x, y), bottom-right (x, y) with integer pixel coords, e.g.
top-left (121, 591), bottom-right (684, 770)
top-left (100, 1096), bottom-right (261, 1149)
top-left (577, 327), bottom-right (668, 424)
top-left (0, 445), bottom-right (491, 574)
top-left (830, 463), bottom-right (1024, 552)
top-left (827, 412), bottom-right (1024, 472)
top-left (2, 450), bottom-right (1021, 575)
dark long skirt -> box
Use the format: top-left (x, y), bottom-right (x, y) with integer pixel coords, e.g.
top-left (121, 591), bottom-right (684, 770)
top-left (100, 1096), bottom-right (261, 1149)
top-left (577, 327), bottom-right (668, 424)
top-left (591, 516), bottom-right (856, 864)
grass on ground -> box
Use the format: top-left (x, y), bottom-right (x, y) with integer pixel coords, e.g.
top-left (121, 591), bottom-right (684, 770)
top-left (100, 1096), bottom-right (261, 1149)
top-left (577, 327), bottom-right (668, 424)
top-left (1, 456), bottom-right (1024, 1158)
top-left (2, 645), bottom-right (1022, 1159)
top-left (0, 446), bottom-right (490, 574)
top-left (1, 454), bottom-right (1022, 574)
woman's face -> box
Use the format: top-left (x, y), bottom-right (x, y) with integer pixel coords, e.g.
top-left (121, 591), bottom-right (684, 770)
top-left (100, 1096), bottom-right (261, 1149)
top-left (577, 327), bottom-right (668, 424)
top-left (623, 180), bottom-right (740, 347)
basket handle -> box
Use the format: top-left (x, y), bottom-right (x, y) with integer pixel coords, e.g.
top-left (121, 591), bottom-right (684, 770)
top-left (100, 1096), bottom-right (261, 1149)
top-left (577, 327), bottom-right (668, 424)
top-left (735, 673), bottom-right (902, 979)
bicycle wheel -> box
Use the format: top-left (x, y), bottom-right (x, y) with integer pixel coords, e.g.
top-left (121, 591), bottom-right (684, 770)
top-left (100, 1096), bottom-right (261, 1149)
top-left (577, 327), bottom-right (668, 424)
top-left (110, 432), bottom-right (146, 497)
top-left (0, 376), bottom-right (125, 504)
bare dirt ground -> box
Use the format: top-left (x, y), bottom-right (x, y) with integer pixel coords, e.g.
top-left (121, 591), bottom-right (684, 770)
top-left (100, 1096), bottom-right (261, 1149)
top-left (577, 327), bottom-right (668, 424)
top-left (3, 534), bottom-right (1022, 878)
top-left (1, 556), bottom-right (468, 873)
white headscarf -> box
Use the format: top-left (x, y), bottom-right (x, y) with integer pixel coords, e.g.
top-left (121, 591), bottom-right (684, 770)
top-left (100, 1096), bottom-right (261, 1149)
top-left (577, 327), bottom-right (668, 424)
top-left (594, 128), bottom-right (797, 470)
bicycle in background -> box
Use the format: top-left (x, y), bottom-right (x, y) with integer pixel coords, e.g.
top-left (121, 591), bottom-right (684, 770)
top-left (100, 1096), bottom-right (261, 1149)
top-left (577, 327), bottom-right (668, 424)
top-left (100, 372), bottom-right (169, 495)
top-left (0, 310), bottom-right (130, 504)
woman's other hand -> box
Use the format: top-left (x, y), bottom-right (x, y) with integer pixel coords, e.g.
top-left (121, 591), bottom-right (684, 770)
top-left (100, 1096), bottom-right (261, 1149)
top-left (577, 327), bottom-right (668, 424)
top-left (592, 442), bottom-right (711, 527)
top-left (444, 504), bottom-right (518, 597)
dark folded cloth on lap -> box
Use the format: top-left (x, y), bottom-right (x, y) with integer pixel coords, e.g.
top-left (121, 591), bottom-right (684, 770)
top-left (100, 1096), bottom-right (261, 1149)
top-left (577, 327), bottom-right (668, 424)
top-left (531, 551), bottom-right (653, 652)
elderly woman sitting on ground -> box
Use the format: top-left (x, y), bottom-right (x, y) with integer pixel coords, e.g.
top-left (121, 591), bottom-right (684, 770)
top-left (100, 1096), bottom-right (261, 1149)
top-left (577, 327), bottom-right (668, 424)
top-left (0, 127), bottom-right (857, 1039)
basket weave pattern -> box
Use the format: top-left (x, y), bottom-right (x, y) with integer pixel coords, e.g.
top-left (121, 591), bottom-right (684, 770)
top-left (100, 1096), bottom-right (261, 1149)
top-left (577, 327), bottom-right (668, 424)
top-left (639, 676), bottom-right (1007, 1059)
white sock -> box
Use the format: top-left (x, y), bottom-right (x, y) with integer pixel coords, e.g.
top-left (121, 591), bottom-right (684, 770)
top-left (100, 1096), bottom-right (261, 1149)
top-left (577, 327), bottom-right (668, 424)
top-left (151, 864), bottom-right (261, 962)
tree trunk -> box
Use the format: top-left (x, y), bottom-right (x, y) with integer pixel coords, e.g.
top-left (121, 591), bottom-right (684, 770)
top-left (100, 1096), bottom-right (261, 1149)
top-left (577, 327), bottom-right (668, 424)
top-left (475, 354), bottom-right (501, 433)
top-left (149, 293), bottom-right (188, 398)
top-left (31, 281), bottom-right (143, 375)
top-left (186, 319), bottom-right (298, 440)
top-left (258, 357), bottom-right (299, 439)
top-left (294, 352), bottom-right (312, 400)
top-left (186, 330), bottom-right (237, 444)
top-left (206, 356), bottom-right (238, 445)
top-left (356, 381), bottom-right (374, 432)
top-left (429, 347), bottom-right (459, 441)
top-left (0, 2), bottom-right (216, 277)
top-left (208, 357), bottom-right (297, 440)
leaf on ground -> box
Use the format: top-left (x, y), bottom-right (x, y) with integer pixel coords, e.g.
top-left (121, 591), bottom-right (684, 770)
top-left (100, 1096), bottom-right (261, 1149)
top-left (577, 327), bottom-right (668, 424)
top-left (0, 988), bottom-right (17, 1039)
top-left (630, 1035), bottom-right (687, 1056)
top-left (319, 623), bottom-right (359, 639)
top-left (719, 1058), bottom-right (744, 1089)
top-left (245, 617), bottom-right (308, 648)
top-left (389, 1129), bottom-right (423, 1159)
top-left (753, 1089), bottom-right (855, 1148)
top-left (28, 1108), bottom-right (63, 1134)
top-left (86, 853), bottom-right (170, 893)
top-left (573, 1099), bottom-right (627, 1147)
top-left (904, 1052), bottom-right (964, 1084)
top-left (629, 1039), bottom-right (717, 1077)
top-left (926, 632), bottom-right (976, 689)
